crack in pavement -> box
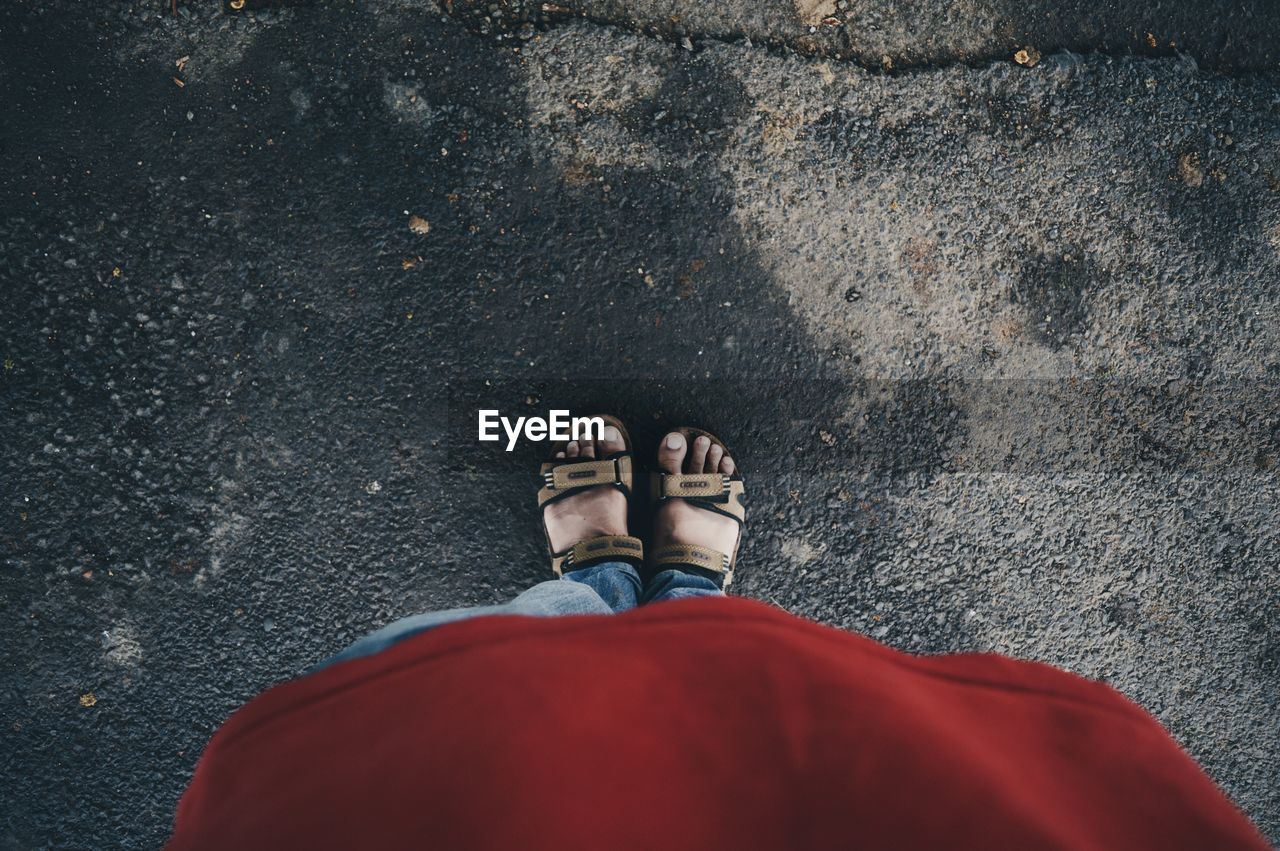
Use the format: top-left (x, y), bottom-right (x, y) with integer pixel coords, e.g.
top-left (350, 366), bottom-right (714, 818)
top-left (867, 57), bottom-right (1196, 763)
top-left (438, 0), bottom-right (1280, 74)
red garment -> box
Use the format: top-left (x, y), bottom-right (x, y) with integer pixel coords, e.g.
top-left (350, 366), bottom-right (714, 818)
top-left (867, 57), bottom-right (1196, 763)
top-left (168, 597), bottom-right (1267, 850)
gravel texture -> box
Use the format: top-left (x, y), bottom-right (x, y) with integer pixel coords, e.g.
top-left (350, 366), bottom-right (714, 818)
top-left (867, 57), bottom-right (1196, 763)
top-left (447, 0), bottom-right (1280, 71)
top-left (1, 0), bottom-right (1277, 847)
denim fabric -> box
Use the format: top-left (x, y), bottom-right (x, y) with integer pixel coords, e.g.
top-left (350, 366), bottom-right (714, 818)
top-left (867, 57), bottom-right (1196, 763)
top-left (313, 562), bottom-right (722, 671)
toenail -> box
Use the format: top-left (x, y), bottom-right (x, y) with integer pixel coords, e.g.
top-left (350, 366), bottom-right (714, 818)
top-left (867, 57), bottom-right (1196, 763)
top-left (666, 433), bottom-right (684, 449)
top-left (603, 426), bottom-right (620, 442)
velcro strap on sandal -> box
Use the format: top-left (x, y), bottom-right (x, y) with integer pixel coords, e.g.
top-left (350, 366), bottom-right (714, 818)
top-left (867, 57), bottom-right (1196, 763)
top-left (650, 472), bottom-right (745, 523)
top-left (654, 472), bottom-right (729, 499)
top-left (552, 535), bottom-right (645, 577)
top-left (650, 543), bottom-right (734, 587)
top-left (539, 455), bottom-right (633, 506)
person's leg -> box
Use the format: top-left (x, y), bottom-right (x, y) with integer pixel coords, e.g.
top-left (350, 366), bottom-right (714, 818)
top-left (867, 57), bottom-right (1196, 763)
top-left (540, 422), bottom-right (645, 608)
top-left (561, 560), bottom-right (643, 611)
top-left (313, 568), bottom-right (630, 672)
top-left (641, 567), bottom-right (723, 604)
top-left (316, 424), bottom-right (644, 672)
top-left (642, 429), bottom-right (741, 603)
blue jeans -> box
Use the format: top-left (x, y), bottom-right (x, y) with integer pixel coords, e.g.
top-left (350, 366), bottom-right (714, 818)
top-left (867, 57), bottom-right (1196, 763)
top-left (314, 563), bottom-right (721, 671)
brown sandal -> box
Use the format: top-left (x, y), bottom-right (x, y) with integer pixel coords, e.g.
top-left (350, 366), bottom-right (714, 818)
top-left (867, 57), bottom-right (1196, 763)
top-left (537, 415), bottom-right (644, 577)
top-left (648, 426), bottom-right (746, 588)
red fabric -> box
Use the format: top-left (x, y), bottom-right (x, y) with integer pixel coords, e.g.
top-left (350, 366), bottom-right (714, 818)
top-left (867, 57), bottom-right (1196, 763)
top-left (168, 597), bottom-right (1267, 850)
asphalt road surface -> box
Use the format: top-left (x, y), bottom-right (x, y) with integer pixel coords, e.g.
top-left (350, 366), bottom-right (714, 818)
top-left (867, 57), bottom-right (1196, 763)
top-left (2, 0), bottom-right (1278, 847)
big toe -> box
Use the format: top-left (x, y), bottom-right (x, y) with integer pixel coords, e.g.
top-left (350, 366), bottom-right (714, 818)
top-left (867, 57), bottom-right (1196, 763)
top-left (657, 431), bottom-right (687, 474)
top-left (599, 424), bottom-right (625, 455)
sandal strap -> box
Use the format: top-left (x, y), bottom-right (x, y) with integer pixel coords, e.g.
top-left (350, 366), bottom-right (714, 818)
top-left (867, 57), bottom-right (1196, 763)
top-left (538, 454), bottom-right (633, 508)
top-left (649, 472), bottom-right (745, 523)
top-left (551, 535), bottom-right (645, 577)
top-left (649, 543), bottom-right (734, 587)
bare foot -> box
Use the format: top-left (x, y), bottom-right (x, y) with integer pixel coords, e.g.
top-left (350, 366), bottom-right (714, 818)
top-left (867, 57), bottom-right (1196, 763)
top-left (542, 425), bottom-right (629, 553)
top-left (652, 432), bottom-right (739, 559)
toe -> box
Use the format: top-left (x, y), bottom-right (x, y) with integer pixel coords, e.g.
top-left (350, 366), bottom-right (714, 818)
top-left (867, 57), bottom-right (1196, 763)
top-left (599, 424), bottom-right (625, 455)
top-left (720, 455), bottom-right (735, 476)
top-left (565, 440), bottom-right (580, 459)
top-left (657, 431), bottom-right (687, 474)
top-left (687, 435), bottom-right (710, 473)
top-left (706, 444), bottom-right (724, 473)
top-left (555, 451), bottom-right (566, 459)
top-left (580, 435), bottom-right (597, 459)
